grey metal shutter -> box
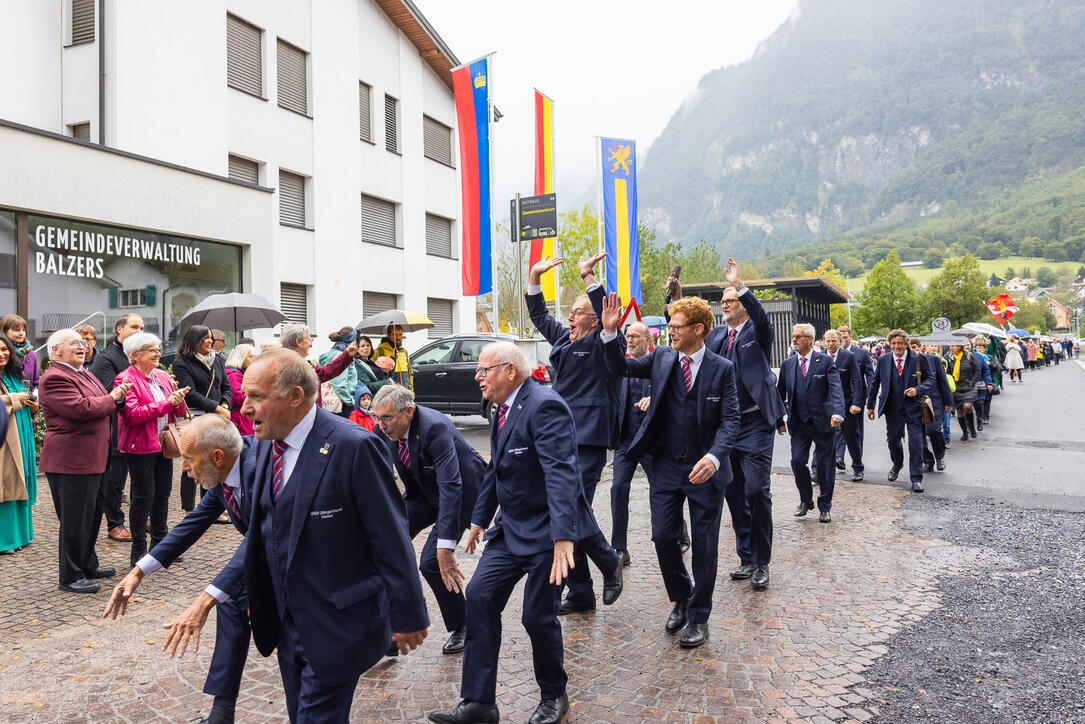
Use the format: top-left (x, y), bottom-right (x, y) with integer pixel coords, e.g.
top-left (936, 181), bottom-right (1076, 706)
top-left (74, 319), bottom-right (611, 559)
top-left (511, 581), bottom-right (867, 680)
top-left (71, 123), bottom-right (91, 141)
top-left (227, 14), bottom-right (262, 96)
top-left (277, 39), bottom-right (307, 115)
top-left (363, 292), bottom-right (398, 317)
top-left (71, 0), bottom-right (95, 44)
top-left (385, 95), bottom-right (399, 153)
top-left (228, 154), bottom-right (259, 184)
top-left (361, 195), bottom-right (396, 247)
top-left (425, 214), bottom-right (453, 258)
top-left (279, 170), bottom-right (306, 227)
top-left (359, 82), bottom-right (372, 142)
top-left (280, 283), bottom-right (308, 325)
top-left (427, 298), bottom-right (454, 339)
top-left (422, 116), bottom-right (452, 165)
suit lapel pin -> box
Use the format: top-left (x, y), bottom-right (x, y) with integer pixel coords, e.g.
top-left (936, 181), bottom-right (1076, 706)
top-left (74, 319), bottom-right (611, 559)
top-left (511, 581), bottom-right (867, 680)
top-left (319, 443), bottom-right (330, 455)
top-left (517, 404), bottom-right (523, 410)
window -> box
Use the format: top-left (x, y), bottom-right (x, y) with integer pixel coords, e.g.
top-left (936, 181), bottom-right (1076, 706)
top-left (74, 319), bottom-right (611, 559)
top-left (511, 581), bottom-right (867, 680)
top-left (359, 81), bottom-right (372, 142)
top-left (228, 154), bottom-right (259, 184)
top-left (69, 123), bottom-right (90, 141)
top-left (363, 291), bottom-right (398, 318)
top-left (384, 94), bottom-right (399, 153)
top-left (119, 288), bottom-right (146, 308)
top-left (276, 38), bottom-right (308, 115)
top-left (71, 0), bottom-right (95, 45)
top-left (361, 194), bottom-right (396, 247)
top-left (413, 341), bottom-right (454, 366)
top-left (279, 170), bottom-right (306, 227)
top-left (279, 283), bottom-right (308, 325)
top-left (423, 116), bottom-right (453, 165)
top-left (425, 213), bottom-right (453, 258)
top-left (427, 298), bottom-right (454, 339)
top-left (227, 14), bottom-right (263, 97)
top-left (456, 339), bottom-right (487, 363)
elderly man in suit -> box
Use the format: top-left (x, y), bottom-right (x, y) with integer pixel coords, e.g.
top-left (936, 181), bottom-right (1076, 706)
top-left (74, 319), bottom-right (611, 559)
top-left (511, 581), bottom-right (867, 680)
top-left (525, 253), bottom-right (624, 614)
top-left (838, 326), bottom-right (874, 481)
top-left (103, 414), bottom-right (256, 724)
top-left (867, 329), bottom-right (936, 492)
top-left (38, 328), bottom-right (132, 593)
top-left (599, 293), bottom-right (741, 648)
top-left (430, 342), bottom-right (609, 724)
top-left (823, 330), bottom-right (864, 480)
top-left (916, 340), bottom-right (955, 473)
top-left (372, 384), bottom-right (483, 656)
top-left (778, 325), bottom-right (845, 523)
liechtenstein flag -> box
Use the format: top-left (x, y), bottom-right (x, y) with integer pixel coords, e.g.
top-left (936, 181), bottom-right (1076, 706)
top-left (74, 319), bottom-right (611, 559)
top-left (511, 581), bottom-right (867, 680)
top-left (601, 137), bottom-right (640, 303)
top-left (452, 57), bottom-right (493, 296)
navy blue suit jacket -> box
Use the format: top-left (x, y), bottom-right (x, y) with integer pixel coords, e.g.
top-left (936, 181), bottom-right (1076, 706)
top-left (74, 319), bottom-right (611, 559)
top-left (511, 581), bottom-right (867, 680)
top-left (241, 408), bottom-right (429, 682)
top-left (830, 347), bottom-right (865, 410)
top-left (704, 288), bottom-right (786, 426)
top-left (381, 404), bottom-right (483, 540)
top-left (921, 352), bottom-right (954, 411)
top-left (526, 284), bottom-right (624, 448)
top-left (867, 350), bottom-right (936, 419)
top-left (777, 351), bottom-right (846, 432)
top-left (471, 378), bottom-right (601, 556)
top-left (845, 343), bottom-right (876, 398)
top-left (601, 339), bottom-right (740, 485)
top-left (616, 371), bottom-right (651, 447)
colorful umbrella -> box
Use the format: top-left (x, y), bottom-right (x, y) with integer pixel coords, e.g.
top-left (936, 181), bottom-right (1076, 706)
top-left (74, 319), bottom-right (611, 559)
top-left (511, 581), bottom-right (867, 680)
top-left (355, 309), bottom-right (434, 334)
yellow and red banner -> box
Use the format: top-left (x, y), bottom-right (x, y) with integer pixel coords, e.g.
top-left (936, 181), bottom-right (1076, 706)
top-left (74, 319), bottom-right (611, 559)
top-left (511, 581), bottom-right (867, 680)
top-left (986, 294), bottom-right (1019, 324)
top-left (529, 90), bottom-right (556, 300)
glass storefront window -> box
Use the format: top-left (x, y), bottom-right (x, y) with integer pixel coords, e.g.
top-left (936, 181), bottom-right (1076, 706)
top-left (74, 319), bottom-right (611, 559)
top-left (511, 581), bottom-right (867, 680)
top-left (0, 211), bottom-right (16, 315)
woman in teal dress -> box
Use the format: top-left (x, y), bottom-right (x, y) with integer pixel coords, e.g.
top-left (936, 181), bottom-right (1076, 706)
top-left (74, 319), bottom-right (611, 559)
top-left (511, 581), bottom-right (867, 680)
top-left (0, 334), bottom-right (37, 554)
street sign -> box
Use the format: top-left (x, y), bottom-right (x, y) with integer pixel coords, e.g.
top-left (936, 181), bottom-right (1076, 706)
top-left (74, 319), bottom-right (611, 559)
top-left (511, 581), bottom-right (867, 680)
top-left (510, 193), bottom-right (557, 241)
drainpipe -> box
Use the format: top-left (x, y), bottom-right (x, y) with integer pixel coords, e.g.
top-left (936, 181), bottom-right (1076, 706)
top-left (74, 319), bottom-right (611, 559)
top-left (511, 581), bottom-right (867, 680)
top-left (98, 0), bottom-right (105, 144)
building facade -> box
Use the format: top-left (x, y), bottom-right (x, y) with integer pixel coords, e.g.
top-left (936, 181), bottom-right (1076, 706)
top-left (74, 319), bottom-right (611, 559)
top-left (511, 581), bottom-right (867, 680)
top-left (0, 0), bottom-right (472, 355)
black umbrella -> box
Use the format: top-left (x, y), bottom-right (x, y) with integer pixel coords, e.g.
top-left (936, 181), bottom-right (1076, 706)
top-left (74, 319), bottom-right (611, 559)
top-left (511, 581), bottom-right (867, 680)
top-left (355, 309), bottom-right (434, 334)
top-left (178, 293), bottom-right (287, 331)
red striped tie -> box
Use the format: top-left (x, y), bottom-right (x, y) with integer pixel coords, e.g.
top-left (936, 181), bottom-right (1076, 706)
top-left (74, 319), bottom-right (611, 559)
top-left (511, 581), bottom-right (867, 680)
top-left (497, 403), bottom-right (509, 433)
top-left (271, 440), bottom-right (287, 504)
top-left (727, 328), bottom-right (737, 352)
top-left (896, 358), bottom-right (903, 376)
top-left (397, 439), bottom-right (411, 470)
top-left (799, 356), bottom-right (807, 377)
top-left (221, 485), bottom-right (240, 518)
top-left (681, 356), bottom-right (693, 391)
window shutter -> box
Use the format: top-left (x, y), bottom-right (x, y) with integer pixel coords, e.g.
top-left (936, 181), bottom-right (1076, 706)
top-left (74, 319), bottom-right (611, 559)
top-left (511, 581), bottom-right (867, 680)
top-left (276, 39), bottom-right (308, 115)
top-left (359, 82), bottom-right (372, 142)
top-left (279, 283), bottom-right (308, 325)
top-left (71, 0), bottom-right (95, 44)
top-left (384, 95), bottom-right (399, 153)
top-left (108, 287), bottom-right (118, 309)
top-left (426, 299), bottom-right (454, 339)
top-left (279, 170), bottom-right (306, 227)
top-left (228, 154), bottom-right (259, 184)
top-left (425, 214), bottom-right (453, 258)
top-left (144, 285), bottom-right (156, 306)
top-left (363, 292), bottom-right (398, 318)
top-left (227, 14), bottom-right (262, 96)
top-left (422, 116), bottom-right (452, 165)
top-left (361, 195), bottom-right (396, 247)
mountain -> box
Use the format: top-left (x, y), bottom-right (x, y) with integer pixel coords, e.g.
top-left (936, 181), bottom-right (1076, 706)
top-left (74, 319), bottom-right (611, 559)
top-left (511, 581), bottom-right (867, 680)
top-left (639, 0), bottom-right (1085, 263)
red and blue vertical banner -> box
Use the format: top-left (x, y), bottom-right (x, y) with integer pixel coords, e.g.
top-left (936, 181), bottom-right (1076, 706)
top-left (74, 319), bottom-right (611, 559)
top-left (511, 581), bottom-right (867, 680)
top-left (601, 137), bottom-right (640, 303)
top-left (529, 90), bottom-right (556, 300)
top-left (452, 57), bottom-right (493, 296)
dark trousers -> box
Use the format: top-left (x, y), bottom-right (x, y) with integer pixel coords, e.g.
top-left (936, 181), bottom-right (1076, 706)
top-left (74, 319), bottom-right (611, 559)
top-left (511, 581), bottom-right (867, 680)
top-left (204, 588), bottom-right (251, 698)
top-left (834, 410), bottom-right (865, 472)
top-left (885, 411), bottom-right (926, 483)
top-left (126, 452), bottom-right (173, 567)
top-left (277, 611), bottom-right (360, 723)
top-left (922, 419), bottom-right (946, 466)
top-left (335, 404), bottom-right (354, 420)
top-left (790, 420), bottom-right (836, 512)
top-left (609, 449), bottom-right (652, 551)
top-left (648, 456), bottom-right (726, 624)
top-left (724, 416), bottom-right (775, 566)
top-left (180, 470), bottom-right (199, 512)
top-left (564, 444), bottom-right (619, 602)
top-left (102, 448), bottom-right (128, 530)
top-left (406, 497), bottom-right (467, 632)
top-left (45, 472), bottom-right (105, 584)
top-left (460, 536), bottom-right (565, 705)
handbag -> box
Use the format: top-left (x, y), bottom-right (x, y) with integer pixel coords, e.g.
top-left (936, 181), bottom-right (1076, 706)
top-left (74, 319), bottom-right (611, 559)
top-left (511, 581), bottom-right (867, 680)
top-left (320, 381), bottom-right (343, 413)
top-left (159, 365), bottom-right (206, 458)
top-left (916, 361), bottom-right (936, 425)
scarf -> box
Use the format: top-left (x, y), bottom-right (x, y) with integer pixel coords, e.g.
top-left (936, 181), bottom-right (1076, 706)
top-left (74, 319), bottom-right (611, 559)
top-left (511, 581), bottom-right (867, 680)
top-left (12, 341), bottom-right (31, 359)
top-left (952, 352), bottom-right (963, 381)
top-left (196, 351), bottom-right (214, 369)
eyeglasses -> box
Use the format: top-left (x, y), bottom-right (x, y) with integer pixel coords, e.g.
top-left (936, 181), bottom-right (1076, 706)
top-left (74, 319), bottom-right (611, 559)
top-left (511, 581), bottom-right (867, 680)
top-left (66, 340), bottom-right (89, 348)
top-left (625, 334), bottom-right (645, 340)
top-left (474, 362), bottom-right (511, 378)
top-left (569, 309), bottom-right (596, 319)
top-left (668, 322), bottom-right (700, 332)
top-left (792, 334), bottom-right (812, 339)
top-left (140, 347), bottom-right (162, 356)
top-left (374, 409), bottom-right (406, 425)
top-left (720, 299), bottom-right (739, 306)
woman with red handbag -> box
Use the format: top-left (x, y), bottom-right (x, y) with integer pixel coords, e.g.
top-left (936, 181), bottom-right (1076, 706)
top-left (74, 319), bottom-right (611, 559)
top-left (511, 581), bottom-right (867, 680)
top-left (115, 333), bottom-right (189, 568)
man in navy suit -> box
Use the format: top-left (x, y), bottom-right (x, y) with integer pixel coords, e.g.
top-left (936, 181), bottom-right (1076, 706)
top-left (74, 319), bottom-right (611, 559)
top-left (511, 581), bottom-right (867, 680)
top-left (599, 293), bottom-right (740, 648)
top-left (777, 325), bottom-right (845, 523)
top-left (103, 414), bottom-right (256, 724)
top-left (609, 321), bottom-right (653, 566)
top-left (694, 258), bottom-right (785, 590)
top-left (823, 330), bottom-right (865, 480)
top-left (371, 384), bottom-right (483, 655)
top-left (235, 350), bottom-right (429, 723)
top-left (838, 326), bottom-right (874, 481)
top-left (430, 342), bottom-right (607, 724)
top-left (915, 340), bottom-right (955, 474)
top-left (867, 330), bottom-right (936, 493)
top-left (526, 253), bottom-right (623, 614)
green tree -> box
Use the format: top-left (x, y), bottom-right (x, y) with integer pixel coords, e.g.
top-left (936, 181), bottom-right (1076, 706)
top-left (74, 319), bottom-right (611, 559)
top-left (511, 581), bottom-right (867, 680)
top-left (1036, 266), bottom-right (1057, 287)
top-left (925, 254), bottom-right (988, 327)
top-left (806, 259), bottom-right (851, 328)
top-left (852, 251), bottom-right (923, 335)
top-left (1009, 297), bottom-right (1053, 333)
top-left (1077, 264), bottom-right (1085, 278)
top-left (923, 248), bottom-right (944, 268)
top-left (1004, 266), bottom-right (1017, 279)
top-left (1019, 237), bottom-right (1045, 257)
top-left (976, 241), bottom-right (1003, 260)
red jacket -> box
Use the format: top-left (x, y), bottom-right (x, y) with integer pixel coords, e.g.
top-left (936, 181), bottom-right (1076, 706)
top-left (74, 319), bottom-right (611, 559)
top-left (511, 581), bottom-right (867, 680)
top-left (225, 367), bottom-right (253, 435)
top-left (38, 363), bottom-right (117, 475)
top-left (115, 365), bottom-right (188, 454)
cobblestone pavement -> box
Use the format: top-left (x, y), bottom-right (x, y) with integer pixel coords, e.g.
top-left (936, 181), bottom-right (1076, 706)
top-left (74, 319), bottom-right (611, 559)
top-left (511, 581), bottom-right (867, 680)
top-left (1, 462), bottom-right (981, 723)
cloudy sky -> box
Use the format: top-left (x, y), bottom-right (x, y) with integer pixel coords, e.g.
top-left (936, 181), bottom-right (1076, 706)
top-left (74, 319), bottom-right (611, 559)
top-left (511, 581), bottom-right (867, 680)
top-left (413, 0), bottom-right (798, 211)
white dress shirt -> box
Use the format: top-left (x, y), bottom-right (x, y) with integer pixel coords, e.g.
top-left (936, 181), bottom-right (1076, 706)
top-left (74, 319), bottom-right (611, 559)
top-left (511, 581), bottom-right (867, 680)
top-left (471, 380), bottom-right (527, 530)
top-left (275, 404), bottom-right (318, 493)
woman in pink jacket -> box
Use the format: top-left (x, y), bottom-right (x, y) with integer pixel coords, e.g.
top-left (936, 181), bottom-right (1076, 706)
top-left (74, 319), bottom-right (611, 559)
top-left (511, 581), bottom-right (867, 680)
top-left (115, 332), bottom-right (189, 568)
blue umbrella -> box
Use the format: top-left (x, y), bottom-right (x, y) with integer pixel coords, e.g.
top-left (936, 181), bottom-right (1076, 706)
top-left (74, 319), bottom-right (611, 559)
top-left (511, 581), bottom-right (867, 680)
top-left (639, 315), bottom-right (666, 327)
top-left (1007, 328), bottom-right (1030, 338)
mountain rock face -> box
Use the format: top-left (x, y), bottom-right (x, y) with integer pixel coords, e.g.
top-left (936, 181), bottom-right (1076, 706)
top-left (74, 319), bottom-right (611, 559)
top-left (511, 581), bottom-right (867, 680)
top-left (640, 0), bottom-right (1085, 257)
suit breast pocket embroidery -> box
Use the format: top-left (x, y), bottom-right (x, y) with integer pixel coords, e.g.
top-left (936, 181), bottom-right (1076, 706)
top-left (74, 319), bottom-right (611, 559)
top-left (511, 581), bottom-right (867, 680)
top-left (310, 507), bottom-right (343, 520)
top-left (706, 395), bottom-right (721, 402)
top-left (507, 446), bottom-right (529, 456)
top-left (741, 340), bottom-right (756, 349)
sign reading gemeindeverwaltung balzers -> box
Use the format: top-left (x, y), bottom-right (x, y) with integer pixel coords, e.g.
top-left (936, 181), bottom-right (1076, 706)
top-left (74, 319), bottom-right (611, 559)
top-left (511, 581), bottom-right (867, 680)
top-left (33, 223), bottom-right (202, 279)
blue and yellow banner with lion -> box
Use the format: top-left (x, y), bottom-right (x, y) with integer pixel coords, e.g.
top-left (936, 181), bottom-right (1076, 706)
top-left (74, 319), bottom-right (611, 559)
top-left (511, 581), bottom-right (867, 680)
top-left (601, 137), bottom-right (640, 303)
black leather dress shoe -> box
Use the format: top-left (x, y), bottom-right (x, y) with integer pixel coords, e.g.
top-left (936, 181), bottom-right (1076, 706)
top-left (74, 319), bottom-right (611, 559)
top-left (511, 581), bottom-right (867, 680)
top-left (528, 693), bottom-right (569, 724)
top-left (887, 466), bottom-right (901, 482)
top-left (818, 510), bottom-right (831, 523)
top-left (730, 563), bottom-right (755, 580)
top-left (835, 456), bottom-right (846, 471)
top-left (557, 596), bottom-right (596, 615)
top-left (59, 578), bottom-right (100, 594)
top-left (679, 622), bottom-right (709, 648)
top-left (428, 699), bottom-right (500, 724)
top-left (751, 564), bottom-right (770, 590)
top-left (602, 563), bottom-right (623, 605)
top-left (616, 549), bottom-right (631, 567)
top-left (664, 599), bottom-right (690, 634)
top-left (386, 642), bottom-right (400, 657)
top-left (911, 481), bottom-right (924, 492)
top-left (922, 462), bottom-right (934, 473)
top-left (794, 501), bottom-right (814, 517)
top-left (86, 567), bottom-right (116, 579)
top-left (936, 459), bottom-right (945, 471)
top-left (442, 627), bottom-right (466, 654)
top-left (852, 470), bottom-right (864, 482)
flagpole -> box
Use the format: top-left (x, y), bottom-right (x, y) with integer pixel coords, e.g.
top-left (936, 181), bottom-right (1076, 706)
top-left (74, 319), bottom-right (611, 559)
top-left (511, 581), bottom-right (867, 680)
top-left (595, 136), bottom-right (605, 293)
top-left (550, 92), bottom-right (561, 321)
top-left (487, 55), bottom-right (499, 332)
top-left (450, 51), bottom-right (496, 73)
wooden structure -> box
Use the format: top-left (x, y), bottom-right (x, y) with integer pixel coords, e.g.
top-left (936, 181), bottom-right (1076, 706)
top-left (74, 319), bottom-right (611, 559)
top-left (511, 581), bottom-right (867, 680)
top-left (684, 277), bottom-right (849, 367)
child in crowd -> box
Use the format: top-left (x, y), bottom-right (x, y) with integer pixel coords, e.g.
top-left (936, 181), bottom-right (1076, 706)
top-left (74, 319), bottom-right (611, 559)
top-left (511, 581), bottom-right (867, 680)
top-left (348, 383), bottom-right (376, 432)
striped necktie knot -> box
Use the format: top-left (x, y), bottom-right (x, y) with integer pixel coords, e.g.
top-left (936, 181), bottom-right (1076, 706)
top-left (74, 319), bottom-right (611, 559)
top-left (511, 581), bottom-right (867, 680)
top-left (681, 356), bottom-right (693, 392)
top-left (271, 440), bottom-right (287, 503)
top-left (397, 438), bottom-right (411, 469)
top-left (497, 403), bottom-right (509, 433)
